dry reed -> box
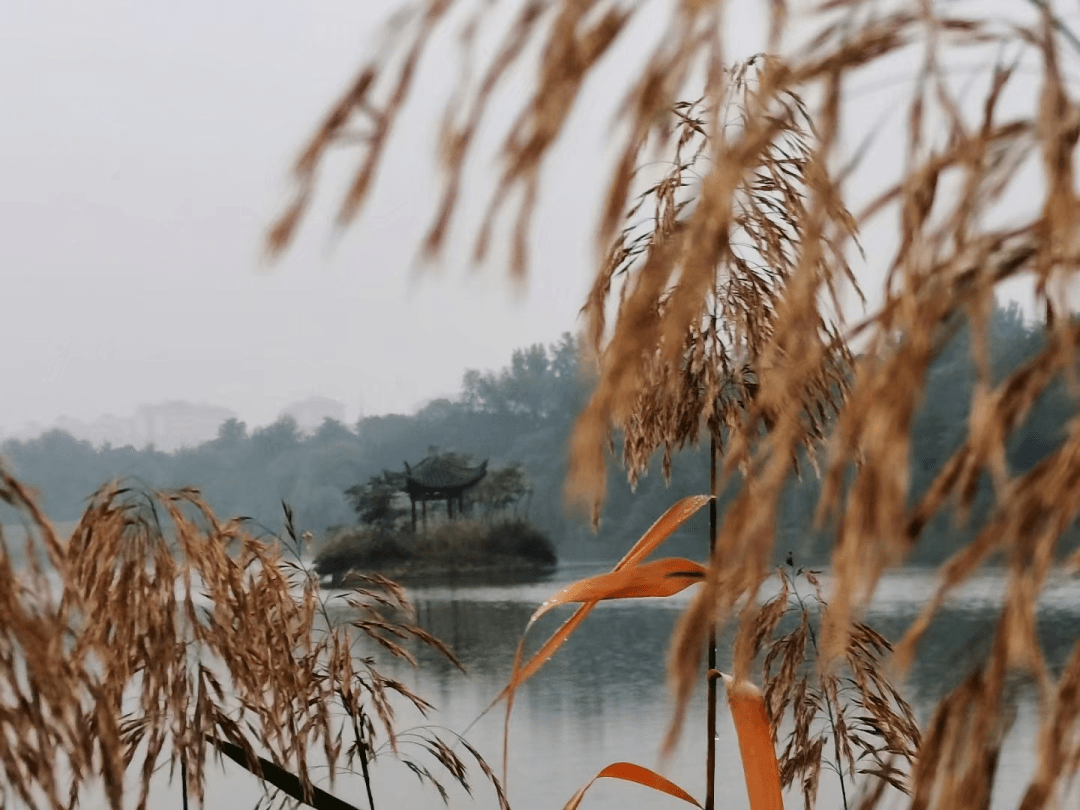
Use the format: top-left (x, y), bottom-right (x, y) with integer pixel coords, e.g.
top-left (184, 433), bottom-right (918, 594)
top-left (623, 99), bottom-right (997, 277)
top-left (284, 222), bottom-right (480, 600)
top-left (0, 471), bottom-right (502, 809)
top-left (759, 567), bottom-right (920, 810)
top-left (264, 1), bottom-right (1080, 805)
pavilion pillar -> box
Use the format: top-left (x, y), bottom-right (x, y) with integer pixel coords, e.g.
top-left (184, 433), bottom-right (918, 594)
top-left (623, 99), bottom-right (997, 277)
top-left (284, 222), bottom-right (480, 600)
top-left (422, 499), bottom-right (427, 535)
top-left (411, 498), bottom-right (417, 532)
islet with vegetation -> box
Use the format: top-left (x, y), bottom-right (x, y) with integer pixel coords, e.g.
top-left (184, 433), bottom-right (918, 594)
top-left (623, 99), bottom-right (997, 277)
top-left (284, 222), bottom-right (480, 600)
top-left (315, 451), bottom-right (557, 585)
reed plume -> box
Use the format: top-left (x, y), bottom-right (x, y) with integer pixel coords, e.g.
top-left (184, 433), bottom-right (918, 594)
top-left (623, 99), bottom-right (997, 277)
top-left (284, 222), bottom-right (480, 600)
top-left (0, 472), bottom-right (500, 808)
top-left (265, 1), bottom-right (1080, 805)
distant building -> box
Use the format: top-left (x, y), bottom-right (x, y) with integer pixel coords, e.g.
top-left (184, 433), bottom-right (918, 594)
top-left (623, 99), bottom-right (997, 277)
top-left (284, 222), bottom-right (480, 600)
top-left (403, 454), bottom-right (488, 532)
top-left (40, 401), bottom-right (238, 451)
top-left (132, 402), bottom-right (238, 450)
top-left (280, 396), bottom-right (348, 433)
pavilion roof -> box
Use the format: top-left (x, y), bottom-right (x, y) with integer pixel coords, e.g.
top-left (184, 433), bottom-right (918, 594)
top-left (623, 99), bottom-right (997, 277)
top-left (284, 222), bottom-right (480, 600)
top-left (404, 455), bottom-right (487, 493)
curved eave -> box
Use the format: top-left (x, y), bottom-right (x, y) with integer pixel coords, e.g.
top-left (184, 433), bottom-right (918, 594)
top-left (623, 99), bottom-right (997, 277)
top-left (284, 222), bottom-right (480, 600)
top-left (404, 469), bottom-right (487, 498)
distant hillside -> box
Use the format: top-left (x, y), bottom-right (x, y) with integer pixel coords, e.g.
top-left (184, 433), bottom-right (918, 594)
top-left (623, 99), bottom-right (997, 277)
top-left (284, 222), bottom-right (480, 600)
top-left (2, 397), bottom-right (352, 453)
top-left (3, 308), bottom-right (1077, 566)
top-left (6, 401), bottom-right (238, 453)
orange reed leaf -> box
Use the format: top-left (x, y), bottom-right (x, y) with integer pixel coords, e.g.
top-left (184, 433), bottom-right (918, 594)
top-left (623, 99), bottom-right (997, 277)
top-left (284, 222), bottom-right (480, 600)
top-left (512, 604), bottom-right (592, 697)
top-left (615, 494), bottom-right (712, 570)
top-left (532, 557), bottom-right (707, 618)
top-left (563, 761), bottom-right (702, 810)
top-left (508, 557), bottom-right (705, 689)
top-left (721, 673), bottom-right (784, 810)
top-left (491, 497), bottom-right (710, 788)
top-left (496, 558), bottom-right (706, 783)
top-left (503, 495), bottom-right (711, 702)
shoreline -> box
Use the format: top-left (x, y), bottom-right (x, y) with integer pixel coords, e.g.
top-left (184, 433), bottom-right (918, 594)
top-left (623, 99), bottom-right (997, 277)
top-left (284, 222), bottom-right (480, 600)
top-left (320, 554), bottom-right (558, 588)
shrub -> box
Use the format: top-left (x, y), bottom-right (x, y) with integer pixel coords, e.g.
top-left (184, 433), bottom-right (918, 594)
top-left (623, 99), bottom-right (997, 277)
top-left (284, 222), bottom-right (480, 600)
top-left (482, 518), bottom-right (557, 564)
top-left (315, 525), bottom-right (412, 578)
top-left (316, 517), bottom-right (556, 579)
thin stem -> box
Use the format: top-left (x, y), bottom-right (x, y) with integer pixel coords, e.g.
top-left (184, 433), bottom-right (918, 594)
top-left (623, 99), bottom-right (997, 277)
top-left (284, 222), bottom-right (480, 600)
top-left (351, 700), bottom-right (377, 810)
top-left (790, 571), bottom-right (849, 810)
top-left (705, 435), bottom-right (718, 810)
top-left (181, 755), bottom-right (189, 810)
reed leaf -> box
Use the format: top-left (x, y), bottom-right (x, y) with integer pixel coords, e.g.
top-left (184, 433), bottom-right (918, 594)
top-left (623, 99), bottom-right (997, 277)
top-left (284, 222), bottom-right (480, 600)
top-left (531, 557), bottom-right (706, 613)
top-left (492, 496), bottom-right (710, 789)
top-left (503, 557), bottom-right (707, 696)
top-left (720, 674), bottom-right (784, 810)
top-left (563, 761), bottom-right (702, 810)
top-left (209, 737), bottom-right (363, 810)
top-left (614, 494), bottom-right (713, 569)
top-left (502, 495), bottom-right (711, 700)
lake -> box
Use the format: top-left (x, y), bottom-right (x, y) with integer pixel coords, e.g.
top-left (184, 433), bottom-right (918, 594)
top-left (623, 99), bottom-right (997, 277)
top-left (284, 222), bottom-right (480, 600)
top-left (15, 559), bottom-right (1080, 809)
top-left (303, 564), bottom-right (1080, 810)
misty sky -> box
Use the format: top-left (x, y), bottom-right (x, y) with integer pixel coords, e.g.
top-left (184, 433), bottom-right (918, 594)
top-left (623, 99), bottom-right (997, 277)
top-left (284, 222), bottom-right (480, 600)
top-left (1, 1), bottom-right (1051, 438)
top-left (2, 0), bottom-right (610, 436)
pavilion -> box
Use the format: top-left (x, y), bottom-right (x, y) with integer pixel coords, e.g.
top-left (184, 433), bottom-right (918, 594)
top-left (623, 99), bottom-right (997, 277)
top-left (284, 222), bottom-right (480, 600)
top-left (403, 454), bottom-right (488, 533)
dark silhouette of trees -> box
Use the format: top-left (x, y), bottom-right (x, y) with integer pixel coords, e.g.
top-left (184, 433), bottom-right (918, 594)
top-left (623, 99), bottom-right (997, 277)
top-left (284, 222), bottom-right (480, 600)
top-left (4, 319), bottom-right (1071, 563)
top-left (345, 472), bottom-right (407, 529)
top-left (468, 463), bottom-right (530, 517)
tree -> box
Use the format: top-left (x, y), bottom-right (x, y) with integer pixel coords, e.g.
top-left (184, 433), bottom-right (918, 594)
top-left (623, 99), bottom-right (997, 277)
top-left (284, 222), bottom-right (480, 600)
top-left (252, 415), bottom-right (300, 457)
top-left (468, 463), bottom-right (530, 517)
top-left (345, 471), bottom-right (407, 530)
top-left (311, 417), bottom-right (354, 445)
top-left (215, 417), bottom-right (247, 447)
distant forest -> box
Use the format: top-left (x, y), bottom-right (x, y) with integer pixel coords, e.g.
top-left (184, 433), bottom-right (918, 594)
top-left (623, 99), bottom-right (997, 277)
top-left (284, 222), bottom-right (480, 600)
top-left (2, 303), bottom-right (1075, 564)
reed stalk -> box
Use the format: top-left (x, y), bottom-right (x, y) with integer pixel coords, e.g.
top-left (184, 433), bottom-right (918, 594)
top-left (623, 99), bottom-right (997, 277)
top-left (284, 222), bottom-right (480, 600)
top-left (705, 435), bottom-right (718, 810)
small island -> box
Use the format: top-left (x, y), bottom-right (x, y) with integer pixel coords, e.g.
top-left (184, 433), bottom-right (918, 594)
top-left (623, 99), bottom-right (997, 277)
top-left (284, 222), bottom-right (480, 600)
top-left (315, 450), bottom-right (557, 586)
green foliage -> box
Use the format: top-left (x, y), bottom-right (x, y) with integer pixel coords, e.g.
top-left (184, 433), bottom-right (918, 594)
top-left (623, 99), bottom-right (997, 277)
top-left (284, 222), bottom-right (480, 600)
top-left (461, 334), bottom-right (586, 420)
top-left (468, 463), bottom-right (530, 516)
top-left (315, 517), bottom-right (555, 581)
top-left (315, 526), bottom-right (413, 577)
top-left (480, 517), bottom-right (555, 563)
top-left (344, 471), bottom-right (408, 529)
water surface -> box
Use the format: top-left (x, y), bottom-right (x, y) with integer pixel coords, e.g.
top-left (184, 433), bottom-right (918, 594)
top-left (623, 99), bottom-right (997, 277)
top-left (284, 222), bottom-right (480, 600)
top-left (20, 559), bottom-right (1080, 809)
top-left (308, 564), bottom-right (1080, 810)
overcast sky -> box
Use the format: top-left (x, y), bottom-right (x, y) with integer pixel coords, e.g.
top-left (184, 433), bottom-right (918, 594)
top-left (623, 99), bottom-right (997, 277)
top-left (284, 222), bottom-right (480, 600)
top-left (2, 0), bottom-right (616, 436)
top-left (1, 1), bottom-right (1054, 439)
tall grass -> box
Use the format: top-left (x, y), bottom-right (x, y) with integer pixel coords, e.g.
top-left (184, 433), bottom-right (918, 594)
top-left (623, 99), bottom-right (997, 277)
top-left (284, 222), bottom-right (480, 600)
top-left (268, 1), bottom-right (1080, 806)
top-left (0, 472), bottom-right (503, 809)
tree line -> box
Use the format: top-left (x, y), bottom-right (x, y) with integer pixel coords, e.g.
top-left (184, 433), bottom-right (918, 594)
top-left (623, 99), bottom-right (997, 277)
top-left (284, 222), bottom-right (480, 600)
top-left (2, 306), bottom-right (1074, 564)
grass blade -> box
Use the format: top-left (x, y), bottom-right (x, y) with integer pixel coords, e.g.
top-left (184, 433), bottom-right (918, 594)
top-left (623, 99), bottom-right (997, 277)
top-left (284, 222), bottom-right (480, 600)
top-left (508, 558), bottom-right (706, 694)
top-left (490, 497), bottom-right (710, 790)
top-left (494, 560), bottom-right (706, 789)
top-left (531, 558), bottom-right (706, 618)
top-left (564, 761), bottom-right (702, 810)
top-left (510, 495), bottom-right (711, 694)
top-left (614, 495), bottom-right (712, 570)
top-left (210, 737), bottom-right (363, 810)
top-left (493, 496), bottom-right (712, 709)
top-left (720, 675), bottom-right (784, 810)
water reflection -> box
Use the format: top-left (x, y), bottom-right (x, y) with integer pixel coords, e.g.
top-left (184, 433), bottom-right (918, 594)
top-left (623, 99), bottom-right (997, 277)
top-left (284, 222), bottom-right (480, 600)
top-left (324, 565), bottom-right (1080, 810)
top-left (70, 565), bottom-right (1080, 809)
